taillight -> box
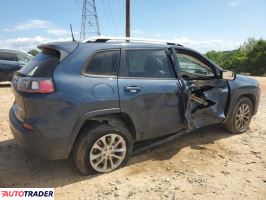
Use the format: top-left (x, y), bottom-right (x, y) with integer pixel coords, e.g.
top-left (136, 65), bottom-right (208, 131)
top-left (17, 78), bottom-right (54, 94)
top-left (23, 122), bottom-right (34, 130)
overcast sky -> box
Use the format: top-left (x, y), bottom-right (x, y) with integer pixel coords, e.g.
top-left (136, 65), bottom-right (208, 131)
top-left (0, 0), bottom-right (265, 52)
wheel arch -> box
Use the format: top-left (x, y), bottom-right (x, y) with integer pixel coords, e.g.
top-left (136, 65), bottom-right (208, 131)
top-left (67, 110), bottom-right (138, 158)
top-left (240, 94), bottom-right (256, 114)
top-left (224, 91), bottom-right (258, 124)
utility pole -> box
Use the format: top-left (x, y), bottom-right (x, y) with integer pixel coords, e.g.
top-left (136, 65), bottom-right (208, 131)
top-left (80, 0), bottom-right (100, 40)
top-left (126, 0), bottom-right (130, 37)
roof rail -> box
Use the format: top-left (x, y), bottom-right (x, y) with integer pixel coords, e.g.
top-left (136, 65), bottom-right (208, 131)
top-left (82, 36), bottom-right (183, 46)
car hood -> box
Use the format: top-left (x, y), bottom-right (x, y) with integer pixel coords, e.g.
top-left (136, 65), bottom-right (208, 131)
top-left (228, 74), bottom-right (260, 90)
top-left (235, 74), bottom-right (259, 86)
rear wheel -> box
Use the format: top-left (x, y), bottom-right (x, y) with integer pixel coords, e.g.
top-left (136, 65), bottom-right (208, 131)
top-left (73, 123), bottom-right (133, 175)
top-left (224, 97), bottom-right (253, 134)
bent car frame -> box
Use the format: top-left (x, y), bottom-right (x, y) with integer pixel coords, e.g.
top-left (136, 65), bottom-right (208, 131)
top-left (9, 37), bottom-right (260, 175)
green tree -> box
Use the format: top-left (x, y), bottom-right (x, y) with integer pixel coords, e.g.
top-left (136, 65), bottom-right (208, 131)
top-left (28, 49), bottom-right (39, 56)
top-left (205, 38), bottom-right (266, 76)
top-left (245, 39), bottom-right (266, 75)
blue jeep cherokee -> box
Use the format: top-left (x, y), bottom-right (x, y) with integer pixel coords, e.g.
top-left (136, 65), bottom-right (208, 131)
top-left (9, 37), bottom-right (260, 175)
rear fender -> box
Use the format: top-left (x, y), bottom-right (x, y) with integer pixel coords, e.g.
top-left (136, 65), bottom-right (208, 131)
top-left (67, 108), bottom-right (123, 156)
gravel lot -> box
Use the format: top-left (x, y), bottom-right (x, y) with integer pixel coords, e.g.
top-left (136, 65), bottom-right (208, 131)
top-left (0, 78), bottom-right (265, 200)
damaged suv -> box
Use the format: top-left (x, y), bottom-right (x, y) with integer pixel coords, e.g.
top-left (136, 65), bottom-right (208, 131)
top-left (9, 37), bottom-right (260, 175)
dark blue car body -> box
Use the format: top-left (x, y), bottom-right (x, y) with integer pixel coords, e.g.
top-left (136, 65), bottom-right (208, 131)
top-left (9, 40), bottom-right (260, 160)
top-left (0, 49), bottom-right (32, 81)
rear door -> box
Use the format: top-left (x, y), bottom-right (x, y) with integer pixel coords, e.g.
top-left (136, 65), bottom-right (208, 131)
top-left (118, 48), bottom-right (186, 140)
top-left (174, 48), bottom-right (229, 130)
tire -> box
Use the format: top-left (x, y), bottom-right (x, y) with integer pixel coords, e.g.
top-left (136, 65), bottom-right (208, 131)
top-left (224, 97), bottom-right (254, 134)
top-left (73, 123), bottom-right (133, 175)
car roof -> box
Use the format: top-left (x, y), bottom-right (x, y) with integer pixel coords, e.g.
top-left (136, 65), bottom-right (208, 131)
top-left (0, 49), bottom-right (28, 54)
top-left (38, 40), bottom-right (196, 53)
top-left (39, 40), bottom-right (202, 57)
top-left (38, 40), bottom-right (223, 71)
top-left (38, 41), bottom-right (79, 54)
top-left (79, 41), bottom-right (195, 51)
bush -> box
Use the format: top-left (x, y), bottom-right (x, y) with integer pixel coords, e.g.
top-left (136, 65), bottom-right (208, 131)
top-left (205, 38), bottom-right (266, 76)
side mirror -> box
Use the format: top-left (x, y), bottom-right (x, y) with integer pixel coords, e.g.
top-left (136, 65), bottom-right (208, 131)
top-left (221, 70), bottom-right (235, 80)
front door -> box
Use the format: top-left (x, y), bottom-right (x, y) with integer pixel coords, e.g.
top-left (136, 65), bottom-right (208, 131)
top-left (174, 48), bottom-right (229, 130)
top-left (118, 48), bottom-right (186, 140)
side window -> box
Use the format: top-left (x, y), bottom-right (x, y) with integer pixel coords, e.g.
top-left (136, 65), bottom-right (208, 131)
top-left (0, 52), bottom-right (17, 61)
top-left (177, 52), bottom-right (214, 79)
top-left (17, 53), bottom-right (31, 63)
top-left (124, 49), bottom-right (175, 78)
top-left (84, 50), bottom-right (120, 76)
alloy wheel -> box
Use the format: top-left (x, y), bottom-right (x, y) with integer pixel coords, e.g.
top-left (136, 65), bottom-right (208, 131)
top-left (89, 133), bottom-right (127, 173)
top-left (235, 103), bottom-right (251, 132)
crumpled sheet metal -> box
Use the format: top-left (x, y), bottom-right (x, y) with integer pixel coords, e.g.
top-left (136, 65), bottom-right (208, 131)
top-left (184, 80), bottom-right (228, 130)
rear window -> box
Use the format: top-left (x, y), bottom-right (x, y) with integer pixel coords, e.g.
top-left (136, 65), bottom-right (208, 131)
top-left (84, 50), bottom-right (120, 76)
top-left (19, 48), bottom-right (60, 77)
top-left (0, 52), bottom-right (18, 61)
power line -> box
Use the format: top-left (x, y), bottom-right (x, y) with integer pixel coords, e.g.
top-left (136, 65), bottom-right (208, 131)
top-left (101, 0), bottom-right (113, 35)
top-left (126, 0), bottom-right (130, 37)
top-left (80, 0), bottom-right (101, 40)
top-left (118, 0), bottom-right (124, 36)
top-left (107, 0), bottom-right (118, 36)
top-left (74, 0), bottom-right (82, 11)
top-left (101, 0), bottom-right (116, 36)
top-left (79, 0), bottom-right (127, 38)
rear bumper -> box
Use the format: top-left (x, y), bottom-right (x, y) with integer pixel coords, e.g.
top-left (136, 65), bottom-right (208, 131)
top-left (9, 109), bottom-right (69, 160)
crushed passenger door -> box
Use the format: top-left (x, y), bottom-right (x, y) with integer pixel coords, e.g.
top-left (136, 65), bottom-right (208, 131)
top-left (174, 49), bottom-right (229, 130)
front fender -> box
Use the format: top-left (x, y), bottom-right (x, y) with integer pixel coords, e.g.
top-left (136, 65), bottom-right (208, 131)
top-left (224, 75), bottom-right (260, 123)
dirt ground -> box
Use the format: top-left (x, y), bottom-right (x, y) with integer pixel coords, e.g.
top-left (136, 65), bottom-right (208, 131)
top-left (0, 77), bottom-right (265, 200)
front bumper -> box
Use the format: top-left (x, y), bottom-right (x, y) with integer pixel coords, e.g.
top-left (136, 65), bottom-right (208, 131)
top-left (9, 109), bottom-right (68, 160)
top-left (253, 88), bottom-right (260, 115)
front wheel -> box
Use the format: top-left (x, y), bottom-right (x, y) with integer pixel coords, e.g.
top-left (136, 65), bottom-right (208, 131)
top-left (224, 97), bottom-right (254, 134)
top-left (73, 123), bottom-right (133, 175)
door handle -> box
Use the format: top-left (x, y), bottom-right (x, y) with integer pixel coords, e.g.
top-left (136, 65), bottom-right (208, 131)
top-left (124, 86), bottom-right (142, 93)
